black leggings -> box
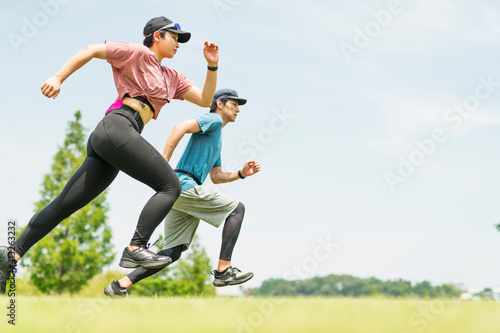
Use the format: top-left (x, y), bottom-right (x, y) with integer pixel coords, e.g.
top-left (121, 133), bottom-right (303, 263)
top-left (15, 106), bottom-right (181, 257)
top-left (127, 202), bottom-right (245, 284)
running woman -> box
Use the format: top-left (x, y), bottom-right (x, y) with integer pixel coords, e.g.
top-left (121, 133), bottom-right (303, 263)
top-left (0, 16), bottom-right (220, 294)
top-left (104, 89), bottom-right (260, 297)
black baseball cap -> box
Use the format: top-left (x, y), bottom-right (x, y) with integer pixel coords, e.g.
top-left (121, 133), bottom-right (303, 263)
top-left (212, 89), bottom-right (247, 105)
top-left (143, 17), bottom-right (191, 43)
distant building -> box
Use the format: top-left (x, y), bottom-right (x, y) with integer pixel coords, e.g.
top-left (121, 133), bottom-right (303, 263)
top-left (492, 287), bottom-right (500, 301)
top-left (460, 293), bottom-right (472, 301)
top-left (456, 283), bottom-right (500, 301)
top-left (482, 290), bottom-right (493, 299)
top-left (454, 282), bottom-right (484, 295)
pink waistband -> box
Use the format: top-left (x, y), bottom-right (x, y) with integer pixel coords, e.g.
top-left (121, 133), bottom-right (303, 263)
top-left (105, 99), bottom-right (124, 114)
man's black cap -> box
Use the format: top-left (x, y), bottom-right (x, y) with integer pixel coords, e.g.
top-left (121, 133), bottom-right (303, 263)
top-left (212, 89), bottom-right (247, 105)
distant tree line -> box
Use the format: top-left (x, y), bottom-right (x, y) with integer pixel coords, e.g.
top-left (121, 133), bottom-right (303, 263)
top-left (250, 274), bottom-right (462, 298)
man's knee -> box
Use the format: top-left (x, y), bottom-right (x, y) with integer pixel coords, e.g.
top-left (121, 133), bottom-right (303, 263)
top-left (237, 202), bottom-right (245, 214)
top-left (159, 245), bottom-right (183, 263)
top-left (229, 202), bottom-right (245, 217)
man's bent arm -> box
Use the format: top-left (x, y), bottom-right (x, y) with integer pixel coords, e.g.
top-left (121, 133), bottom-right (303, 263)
top-left (162, 119), bottom-right (201, 163)
top-left (210, 167), bottom-right (240, 184)
top-left (210, 161), bottom-right (261, 184)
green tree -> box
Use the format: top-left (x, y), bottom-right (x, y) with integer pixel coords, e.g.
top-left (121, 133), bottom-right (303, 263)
top-left (19, 111), bottom-right (114, 294)
top-left (132, 235), bottom-right (215, 296)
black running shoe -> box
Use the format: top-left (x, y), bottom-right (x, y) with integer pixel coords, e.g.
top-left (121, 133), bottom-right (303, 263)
top-left (104, 280), bottom-right (130, 297)
top-left (0, 246), bottom-right (14, 295)
top-left (119, 247), bottom-right (172, 269)
top-left (212, 266), bottom-right (254, 287)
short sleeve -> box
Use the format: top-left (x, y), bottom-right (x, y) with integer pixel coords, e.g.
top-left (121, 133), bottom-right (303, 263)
top-left (195, 113), bottom-right (223, 134)
top-left (165, 68), bottom-right (194, 100)
top-left (106, 41), bottom-right (134, 69)
top-left (213, 154), bottom-right (222, 168)
top-left (173, 73), bottom-right (194, 99)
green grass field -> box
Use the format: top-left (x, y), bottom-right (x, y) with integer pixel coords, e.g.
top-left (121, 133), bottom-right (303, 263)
top-left (1, 296), bottom-right (499, 333)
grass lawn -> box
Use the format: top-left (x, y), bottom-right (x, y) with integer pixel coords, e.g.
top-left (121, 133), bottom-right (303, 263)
top-left (1, 296), bottom-right (499, 333)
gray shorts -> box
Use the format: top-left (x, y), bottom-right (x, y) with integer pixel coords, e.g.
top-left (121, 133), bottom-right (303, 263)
top-left (163, 185), bottom-right (239, 251)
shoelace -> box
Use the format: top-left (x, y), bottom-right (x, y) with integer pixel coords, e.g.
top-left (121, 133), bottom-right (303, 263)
top-left (134, 228), bottom-right (159, 251)
top-left (139, 238), bottom-right (161, 255)
top-left (146, 238), bottom-right (160, 251)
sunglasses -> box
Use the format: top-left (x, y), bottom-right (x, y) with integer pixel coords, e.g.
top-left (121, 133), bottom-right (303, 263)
top-left (220, 90), bottom-right (238, 98)
top-left (159, 23), bottom-right (181, 31)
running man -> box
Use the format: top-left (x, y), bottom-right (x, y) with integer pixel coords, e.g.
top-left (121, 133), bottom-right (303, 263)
top-left (104, 88), bottom-right (260, 296)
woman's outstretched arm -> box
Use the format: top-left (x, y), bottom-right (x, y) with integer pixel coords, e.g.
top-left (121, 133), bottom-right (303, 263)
top-left (41, 43), bottom-right (107, 99)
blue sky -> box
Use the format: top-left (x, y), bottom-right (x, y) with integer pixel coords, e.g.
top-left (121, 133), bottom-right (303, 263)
top-left (1, 0), bottom-right (500, 289)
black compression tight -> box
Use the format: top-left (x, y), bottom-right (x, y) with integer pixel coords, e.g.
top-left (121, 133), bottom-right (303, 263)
top-left (219, 202), bottom-right (245, 261)
top-left (127, 245), bottom-right (183, 284)
top-left (126, 202), bottom-right (245, 284)
top-left (15, 107), bottom-right (181, 257)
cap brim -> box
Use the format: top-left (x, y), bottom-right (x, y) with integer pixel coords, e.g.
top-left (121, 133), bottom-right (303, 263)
top-left (218, 95), bottom-right (246, 105)
top-left (166, 29), bottom-right (191, 43)
top-left (234, 98), bottom-right (247, 105)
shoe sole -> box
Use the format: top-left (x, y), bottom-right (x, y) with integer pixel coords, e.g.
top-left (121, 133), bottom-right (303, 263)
top-left (119, 258), bottom-right (172, 269)
top-left (213, 273), bottom-right (254, 287)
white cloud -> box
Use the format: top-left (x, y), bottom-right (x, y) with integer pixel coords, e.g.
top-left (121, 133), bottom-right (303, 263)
top-left (319, 0), bottom-right (500, 57)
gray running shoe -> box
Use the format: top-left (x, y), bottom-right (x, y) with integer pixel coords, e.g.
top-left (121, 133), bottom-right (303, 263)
top-left (119, 246), bottom-right (172, 269)
top-left (104, 280), bottom-right (130, 297)
top-left (0, 246), bottom-right (14, 294)
top-left (212, 266), bottom-right (254, 287)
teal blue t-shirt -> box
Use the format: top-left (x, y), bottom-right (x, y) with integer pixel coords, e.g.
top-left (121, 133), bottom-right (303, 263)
top-left (176, 113), bottom-right (223, 191)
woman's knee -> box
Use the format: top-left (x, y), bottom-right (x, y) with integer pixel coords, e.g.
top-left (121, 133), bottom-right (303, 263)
top-left (156, 171), bottom-right (182, 198)
top-left (154, 177), bottom-right (182, 201)
top-left (172, 177), bottom-right (182, 198)
top-left (164, 177), bottom-right (182, 199)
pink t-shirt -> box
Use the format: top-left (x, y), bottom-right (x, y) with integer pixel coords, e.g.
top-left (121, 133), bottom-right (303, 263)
top-left (106, 41), bottom-right (194, 120)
